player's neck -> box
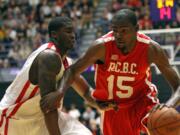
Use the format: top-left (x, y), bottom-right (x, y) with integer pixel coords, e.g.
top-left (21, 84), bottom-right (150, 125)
top-left (121, 40), bottom-right (136, 54)
top-left (58, 47), bottom-right (68, 59)
top-left (49, 38), bottom-right (68, 58)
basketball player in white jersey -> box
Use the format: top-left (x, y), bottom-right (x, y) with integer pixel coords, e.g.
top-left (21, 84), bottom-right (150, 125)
top-left (0, 17), bottom-right (116, 135)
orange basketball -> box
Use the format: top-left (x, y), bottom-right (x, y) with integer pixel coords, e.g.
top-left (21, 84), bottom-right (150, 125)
top-left (147, 107), bottom-right (180, 135)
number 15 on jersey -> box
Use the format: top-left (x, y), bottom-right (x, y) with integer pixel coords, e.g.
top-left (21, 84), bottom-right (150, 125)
top-left (107, 75), bottom-right (135, 99)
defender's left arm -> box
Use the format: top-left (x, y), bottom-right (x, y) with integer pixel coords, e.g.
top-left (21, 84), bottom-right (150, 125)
top-left (148, 40), bottom-right (180, 107)
top-left (71, 75), bottom-right (117, 111)
top-left (71, 75), bottom-right (98, 109)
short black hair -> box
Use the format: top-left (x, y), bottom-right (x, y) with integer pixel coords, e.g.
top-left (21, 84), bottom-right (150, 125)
top-left (112, 8), bottom-right (137, 26)
top-left (48, 16), bottom-right (72, 37)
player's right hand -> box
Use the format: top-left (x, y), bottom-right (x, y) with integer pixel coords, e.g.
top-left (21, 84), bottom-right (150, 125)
top-left (40, 91), bottom-right (64, 113)
top-left (149, 103), bottom-right (166, 114)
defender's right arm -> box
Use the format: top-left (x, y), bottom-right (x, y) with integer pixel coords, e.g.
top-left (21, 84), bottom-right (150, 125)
top-left (37, 49), bottom-right (61, 135)
top-left (40, 40), bottom-right (106, 111)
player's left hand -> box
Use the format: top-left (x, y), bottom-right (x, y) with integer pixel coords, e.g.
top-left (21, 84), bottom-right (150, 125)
top-left (96, 100), bottom-right (119, 111)
top-left (40, 91), bottom-right (64, 113)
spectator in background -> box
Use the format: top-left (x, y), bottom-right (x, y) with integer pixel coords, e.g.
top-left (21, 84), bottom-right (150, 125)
top-left (82, 106), bottom-right (96, 121)
top-left (0, 0), bottom-right (97, 68)
top-left (176, 7), bottom-right (180, 24)
top-left (0, 59), bottom-right (4, 68)
top-left (1, 0), bottom-right (180, 69)
top-left (8, 45), bottom-right (21, 67)
top-left (68, 104), bottom-right (81, 120)
top-left (0, 27), bottom-right (5, 41)
top-left (139, 15), bottom-right (153, 30)
top-left (89, 119), bottom-right (101, 135)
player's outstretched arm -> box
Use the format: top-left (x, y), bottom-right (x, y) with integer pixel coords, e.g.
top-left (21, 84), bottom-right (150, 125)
top-left (40, 40), bottom-right (106, 109)
top-left (148, 40), bottom-right (180, 107)
top-left (57, 39), bottom-right (105, 97)
top-left (38, 50), bottom-right (61, 135)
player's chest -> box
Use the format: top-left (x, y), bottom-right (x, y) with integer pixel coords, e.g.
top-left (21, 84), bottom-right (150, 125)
top-left (105, 55), bottom-right (148, 77)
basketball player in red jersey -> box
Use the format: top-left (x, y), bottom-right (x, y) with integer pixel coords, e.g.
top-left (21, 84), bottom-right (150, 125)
top-left (0, 17), bottom-right (116, 135)
top-left (41, 9), bottom-right (180, 135)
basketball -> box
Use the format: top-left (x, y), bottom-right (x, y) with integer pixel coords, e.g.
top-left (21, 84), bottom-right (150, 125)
top-left (147, 107), bottom-right (180, 135)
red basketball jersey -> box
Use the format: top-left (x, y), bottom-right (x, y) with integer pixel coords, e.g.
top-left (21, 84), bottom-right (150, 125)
top-left (92, 31), bottom-right (158, 105)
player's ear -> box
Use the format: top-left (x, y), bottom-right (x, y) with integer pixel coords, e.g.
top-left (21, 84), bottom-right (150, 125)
top-left (50, 31), bottom-right (58, 39)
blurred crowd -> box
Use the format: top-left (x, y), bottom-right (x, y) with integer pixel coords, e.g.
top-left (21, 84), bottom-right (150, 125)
top-left (0, 0), bottom-right (98, 68)
top-left (0, 1), bottom-right (179, 135)
top-left (96, 0), bottom-right (180, 36)
top-left (0, 0), bottom-right (180, 68)
top-left (63, 103), bottom-right (101, 135)
top-left (95, 0), bottom-right (180, 59)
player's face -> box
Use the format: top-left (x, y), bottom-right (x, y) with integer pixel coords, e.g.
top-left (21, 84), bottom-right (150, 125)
top-left (56, 23), bottom-right (75, 49)
top-left (112, 22), bottom-right (137, 50)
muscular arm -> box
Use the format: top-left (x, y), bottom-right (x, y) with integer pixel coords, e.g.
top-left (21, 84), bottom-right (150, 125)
top-left (58, 40), bottom-right (105, 96)
top-left (71, 75), bottom-right (118, 111)
top-left (40, 40), bottom-right (117, 111)
top-left (148, 41), bottom-right (180, 107)
top-left (38, 50), bottom-right (61, 135)
top-left (71, 75), bottom-right (99, 109)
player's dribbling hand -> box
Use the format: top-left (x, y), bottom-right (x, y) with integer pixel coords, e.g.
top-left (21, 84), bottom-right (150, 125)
top-left (96, 100), bottom-right (119, 111)
top-left (149, 103), bottom-right (166, 114)
top-left (40, 91), bottom-right (64, 114)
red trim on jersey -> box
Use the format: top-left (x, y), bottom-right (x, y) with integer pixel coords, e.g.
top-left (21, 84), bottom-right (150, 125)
top-left (2, 82), bottom-right (39, 135)
top-left (15, 81), bottom-right (30, 103)
top-left (48, 42), bottom-right (61, 53)
top-left (47, 42), bottom-right (54, 49)
top-left (29, 86), bottom-right (39, 98)
top-left (4, 118), bottom-right (9, 135)
top-left (63, 58), bottom-right (69, 69)
top-left (48, 42), bottom-right (69, 69)
top-left (7, 102), bottom-right (24, 119)
top-left (4, 101), bottom-right (24, 135)
top-left (0, 109), bottom-right (8, 127)
top-left (0, 81), bottom-right (30, 128)
top-left (137, 32), bottom-right (150, 40)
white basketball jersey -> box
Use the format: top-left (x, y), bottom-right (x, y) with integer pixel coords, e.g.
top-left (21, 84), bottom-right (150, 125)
top-left (0, 42), bottom-right (67, 110)
top-left (0, 43), bottom-right (92, 135)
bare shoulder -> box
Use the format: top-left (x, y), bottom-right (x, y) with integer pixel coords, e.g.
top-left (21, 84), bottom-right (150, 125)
top-left (79, 37), bottom-right (105, 59)
top-left (148, 40), bottom-right (165, 64)
top-left (37, 49), bottom-right (61, 73)
top-left (149, 40), bottom-right (162, 52)
top-left (86, 38), bottom-right (106, 62)
top-left (93, 37), bottom-right (105, 45)
top-left (71, 38), bottom-right (106, 71)
top-left (91, 38), bottom-right (105, 49)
